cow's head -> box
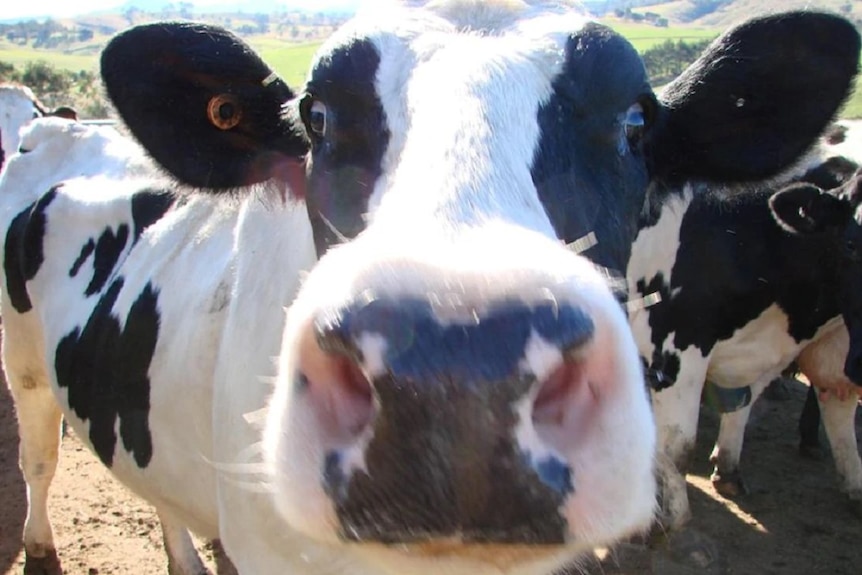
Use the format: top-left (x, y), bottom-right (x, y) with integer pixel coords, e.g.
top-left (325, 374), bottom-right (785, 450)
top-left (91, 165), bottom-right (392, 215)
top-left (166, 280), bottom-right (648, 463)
top-left (770, 175), bottom-right (862, 386)
top-left (0, 85), bottom-right (78, 172)
top-left (101, 3), bottom-right (859, 572)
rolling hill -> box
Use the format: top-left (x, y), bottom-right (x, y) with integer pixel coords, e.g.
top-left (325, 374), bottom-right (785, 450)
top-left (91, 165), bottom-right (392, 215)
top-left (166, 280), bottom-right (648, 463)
top-left (2, 2), bottom-right (861, 118)
top-left (620, 0), bottom-right (862, 27)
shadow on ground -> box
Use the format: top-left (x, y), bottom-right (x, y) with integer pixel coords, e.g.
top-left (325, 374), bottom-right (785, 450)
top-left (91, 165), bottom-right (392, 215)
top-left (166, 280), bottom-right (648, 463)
top-left (0, 367), bottom-right (26, 574)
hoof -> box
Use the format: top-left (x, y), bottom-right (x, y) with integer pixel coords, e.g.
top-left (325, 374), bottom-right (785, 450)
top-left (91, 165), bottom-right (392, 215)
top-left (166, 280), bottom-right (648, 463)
top-left (711, 469), bottom-right (748, 498)
top-left (24, 548), bottom-right (62, 575)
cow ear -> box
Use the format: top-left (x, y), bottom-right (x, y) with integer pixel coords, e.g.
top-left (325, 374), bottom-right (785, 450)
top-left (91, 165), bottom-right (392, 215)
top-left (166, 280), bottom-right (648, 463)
top-left (49, 107), bottom-right (78, 121)
top-left (647, 11), bottom-right (860, 185)
top-left (769, 183), bottom-right (850, 235)
top-left (101, 22), bottom-right (307, 194)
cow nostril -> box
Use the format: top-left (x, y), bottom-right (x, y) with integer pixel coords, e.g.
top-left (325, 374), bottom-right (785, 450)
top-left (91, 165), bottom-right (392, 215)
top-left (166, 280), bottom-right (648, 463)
top-left (532, 358), bottom-right (589, 426)
top-left (299, 326), bottom-right (375, 438)
top-left (333, 354), bottom-right (373, 407)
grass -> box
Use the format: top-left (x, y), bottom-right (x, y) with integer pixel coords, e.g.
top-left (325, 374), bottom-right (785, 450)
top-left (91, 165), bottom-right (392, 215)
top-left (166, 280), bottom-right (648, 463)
top-left (0, 41), bottom-right (98, 71)
top-left (606, 21), bottom-right (719, 51)
top-left (251, 40), bottom-right (323, 87)
top-left (841, 88), bottom-right (862, 120)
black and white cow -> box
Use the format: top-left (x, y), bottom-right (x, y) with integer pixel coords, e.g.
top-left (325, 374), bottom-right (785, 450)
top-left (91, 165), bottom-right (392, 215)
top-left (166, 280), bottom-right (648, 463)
top-left (0, 116), bottom-right (169, 572)
top-left (628, 117), bottom-right (862, 528)
top-left (0, 84), bottom-right (77, 171)
top-left (4, 3), bottom-right (859, 574)
top-left (769, 164), bottom-right (862, 447)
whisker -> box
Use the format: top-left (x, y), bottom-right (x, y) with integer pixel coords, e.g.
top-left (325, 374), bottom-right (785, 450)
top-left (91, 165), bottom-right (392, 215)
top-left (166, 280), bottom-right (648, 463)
top-left (219, 474), bottom-right (276, 494)
top-left (319, 213), bottom-right (349, 244)
top-left (201, 441), bottom-right (269, 477)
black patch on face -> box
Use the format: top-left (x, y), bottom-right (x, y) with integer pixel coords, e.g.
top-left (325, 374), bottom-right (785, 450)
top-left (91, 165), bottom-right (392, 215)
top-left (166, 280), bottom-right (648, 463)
top-left (0, 127), bottom-right (4, 171)
top-left (640, 188), bottom-right (844, 376)
top-left (55, 278), bottom-right (160, 468)
top-left (319, 299), bottom-right (589, 544)
top-left (3, 187), bottom-right (58, 313)
top-left (531, 22), bottom-right (653, 272)
top-left (798, 156), bottom-right (859, 191)
top-left (303, 39), bottom-right (389, 256)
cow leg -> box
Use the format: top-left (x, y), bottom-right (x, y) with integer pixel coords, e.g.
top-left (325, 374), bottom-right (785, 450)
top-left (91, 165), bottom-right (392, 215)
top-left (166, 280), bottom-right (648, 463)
top-left (798, 384), bottom-right (822, 459)
top-left (817, 392), bottom-right (862, 516)
top-left (709, 403), bottom-right (753, 498)
top-left (157, 510), bottom-right (210, 575)
top-left (10, 375), bottom-right (63, 575)
top-left (650, 355), bottom-right (709, 530)
top-left (2, 306), bottom-right (63, 574)
top-left (709, 378), bottom-right (773, 498)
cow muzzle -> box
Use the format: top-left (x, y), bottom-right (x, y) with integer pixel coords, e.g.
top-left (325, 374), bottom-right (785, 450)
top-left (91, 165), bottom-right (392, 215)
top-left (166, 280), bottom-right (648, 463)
top-left (305, 297), bottom-right (593, 544)
top-left (266, 229), bottom-right (656, 553)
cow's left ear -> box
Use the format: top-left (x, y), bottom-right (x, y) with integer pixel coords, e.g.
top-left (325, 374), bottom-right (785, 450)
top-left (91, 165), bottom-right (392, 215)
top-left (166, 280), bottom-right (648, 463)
top-left (769, 183), bottom-right (851, 235)
top-left (646, 11), bottom-right (860, 185)
top-left (101, 22), bottom-right (307, 194)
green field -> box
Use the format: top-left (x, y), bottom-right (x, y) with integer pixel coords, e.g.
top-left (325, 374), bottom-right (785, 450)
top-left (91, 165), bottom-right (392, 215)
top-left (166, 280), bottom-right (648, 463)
top-left (605, 22), bottom-right (719, 51)
top-left (250, 40), bottom-right (322, 87)
top-left (3, 22), bottom-right (862, 119)
top-left (0, 42), bottom-right (98, 71)
top-left (0, 38), bottom-right (321, 87)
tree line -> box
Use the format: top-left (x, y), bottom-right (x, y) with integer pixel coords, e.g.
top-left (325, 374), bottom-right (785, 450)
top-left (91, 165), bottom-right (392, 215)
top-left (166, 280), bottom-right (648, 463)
top-left (0, 60), bottom-right (108, 118)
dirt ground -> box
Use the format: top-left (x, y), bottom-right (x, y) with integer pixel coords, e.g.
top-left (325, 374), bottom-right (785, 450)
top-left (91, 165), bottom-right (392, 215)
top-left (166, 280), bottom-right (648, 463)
top-left (1, 375), bottom-right (860, 575)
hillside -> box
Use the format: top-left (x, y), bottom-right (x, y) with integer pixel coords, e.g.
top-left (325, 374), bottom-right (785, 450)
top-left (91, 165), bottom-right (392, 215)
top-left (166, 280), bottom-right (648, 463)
top-left (3, 3), bottom-right (862, 119)
top-left (624, 0), bottom-right (862, 27)
top-left (0, 8), bottom-right (346, 80)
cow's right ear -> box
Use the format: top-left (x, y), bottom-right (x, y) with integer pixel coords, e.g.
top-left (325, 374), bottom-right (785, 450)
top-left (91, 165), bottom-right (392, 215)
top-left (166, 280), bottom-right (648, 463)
top-left (646, 11), bottom-right (860, 186)
top-left (769, 183), bottom-right (851, 235)
top-left (101, 22), bottom-right (308, 194)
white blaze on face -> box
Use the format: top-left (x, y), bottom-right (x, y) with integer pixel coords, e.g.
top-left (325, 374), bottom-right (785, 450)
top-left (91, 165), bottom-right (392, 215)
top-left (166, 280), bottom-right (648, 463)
top-left (354, 6), bottom-right (590, 242)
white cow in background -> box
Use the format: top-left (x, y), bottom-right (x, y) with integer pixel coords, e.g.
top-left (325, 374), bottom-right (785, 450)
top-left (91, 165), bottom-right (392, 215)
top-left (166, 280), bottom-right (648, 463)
top-left (0, 85), bottom-right (77, 172)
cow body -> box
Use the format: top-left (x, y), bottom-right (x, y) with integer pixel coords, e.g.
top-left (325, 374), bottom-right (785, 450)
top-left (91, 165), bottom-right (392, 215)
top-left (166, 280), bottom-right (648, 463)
top-left (4, 2), bottom-right (860, 574)
top-left (629, 122), bottom-right (862, 528)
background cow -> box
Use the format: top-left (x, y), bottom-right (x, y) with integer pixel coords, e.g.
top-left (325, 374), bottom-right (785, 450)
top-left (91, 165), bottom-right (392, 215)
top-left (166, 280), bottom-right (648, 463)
top-left (4, 2), bottom-right (859, 574)
top-left (0, 84), bottom-right (76, 172)
top-left (628, 115), bottom-right (862, 528)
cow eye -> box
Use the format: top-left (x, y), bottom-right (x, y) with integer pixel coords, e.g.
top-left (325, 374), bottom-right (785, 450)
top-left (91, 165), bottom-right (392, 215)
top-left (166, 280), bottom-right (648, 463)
top-left (18, 146), bottom-right (31, 154)
top-left (308, 100), bottom-right (327, 137)
top-left (624, 102), bottom-right (645, 144)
